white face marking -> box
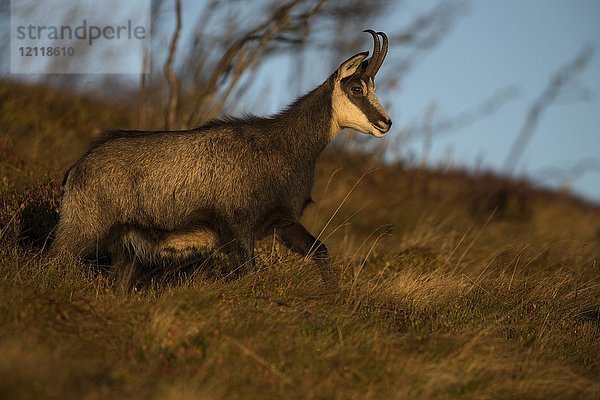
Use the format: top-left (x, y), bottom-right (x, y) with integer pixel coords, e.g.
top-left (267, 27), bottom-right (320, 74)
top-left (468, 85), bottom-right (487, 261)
top-left (330, 78), bottom-right (389, 138)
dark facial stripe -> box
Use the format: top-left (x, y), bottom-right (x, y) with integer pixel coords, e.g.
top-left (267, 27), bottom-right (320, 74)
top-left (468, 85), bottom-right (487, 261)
top-left (340, 76), bottom-right (389, 126)
top-left (347, 94), bottom-right (386, 124)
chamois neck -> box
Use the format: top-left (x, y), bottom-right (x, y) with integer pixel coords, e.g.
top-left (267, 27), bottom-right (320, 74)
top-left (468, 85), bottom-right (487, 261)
top-left (273, 77), bottom-right (336, 157)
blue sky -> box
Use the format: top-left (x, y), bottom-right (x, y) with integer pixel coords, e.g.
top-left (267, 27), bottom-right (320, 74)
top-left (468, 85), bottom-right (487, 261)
top-left (393, 0), bottom-right (600, 201)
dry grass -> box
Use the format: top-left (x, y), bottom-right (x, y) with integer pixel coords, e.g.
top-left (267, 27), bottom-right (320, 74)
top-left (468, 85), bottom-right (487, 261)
top-left (1, 79), bottom-right (599, 399)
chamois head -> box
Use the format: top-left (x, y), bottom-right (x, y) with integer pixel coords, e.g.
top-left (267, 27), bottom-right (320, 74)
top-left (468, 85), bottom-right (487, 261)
top-left (331, 30), bottom-right (392, 138)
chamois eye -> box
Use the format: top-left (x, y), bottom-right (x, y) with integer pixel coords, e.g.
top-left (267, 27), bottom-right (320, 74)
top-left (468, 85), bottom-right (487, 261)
top-left (351, 86), bottom-right (363, 96)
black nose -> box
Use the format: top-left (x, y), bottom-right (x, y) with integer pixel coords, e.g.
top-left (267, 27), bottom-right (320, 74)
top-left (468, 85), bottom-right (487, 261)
top-left (373, 117), bottom-right (393, 133)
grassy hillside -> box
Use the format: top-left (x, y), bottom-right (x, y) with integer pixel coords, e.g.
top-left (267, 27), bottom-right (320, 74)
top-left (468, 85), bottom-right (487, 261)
top-left (1, 79), bottom-right (599, 399)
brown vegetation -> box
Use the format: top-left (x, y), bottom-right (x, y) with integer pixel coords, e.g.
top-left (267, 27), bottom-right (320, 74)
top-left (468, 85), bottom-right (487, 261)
top-left (1, 79), bottom-right (599, 399)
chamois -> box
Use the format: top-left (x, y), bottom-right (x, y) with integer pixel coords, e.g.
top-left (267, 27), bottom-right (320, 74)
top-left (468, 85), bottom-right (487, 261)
top-left (54, 30), bottom-right (392, 289)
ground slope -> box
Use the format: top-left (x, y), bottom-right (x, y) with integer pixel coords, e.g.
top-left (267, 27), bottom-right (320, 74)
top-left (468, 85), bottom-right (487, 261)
top-left (1, 80), bottom-right (599, 399)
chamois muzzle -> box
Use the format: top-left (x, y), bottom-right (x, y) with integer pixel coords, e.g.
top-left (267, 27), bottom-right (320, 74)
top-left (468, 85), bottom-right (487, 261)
top-left (362, 29), bottom-right (388, 78)
top-left (373, 117), bottom-right (392, 134)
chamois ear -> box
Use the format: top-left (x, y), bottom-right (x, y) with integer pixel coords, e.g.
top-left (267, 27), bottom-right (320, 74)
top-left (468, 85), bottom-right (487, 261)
top-left (336, 51), bottom-right (369, 80)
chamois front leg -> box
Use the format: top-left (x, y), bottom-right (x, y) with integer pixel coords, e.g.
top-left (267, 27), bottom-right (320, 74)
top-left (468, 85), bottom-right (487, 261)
top-left (276, 223), bottom-right (339, 290)
top-left (220, 232), bottom-right (256, 280)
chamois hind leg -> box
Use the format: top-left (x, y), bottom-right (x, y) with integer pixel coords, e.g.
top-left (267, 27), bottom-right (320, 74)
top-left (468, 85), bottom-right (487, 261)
top-left (53, 214), bottom-right (109, 261)
top-left (53, 187), bottom-right (113, 260)
top-left (275, 222), bottom-right (339, 290)
top-left (108, 241), bottom-right (144, 293)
